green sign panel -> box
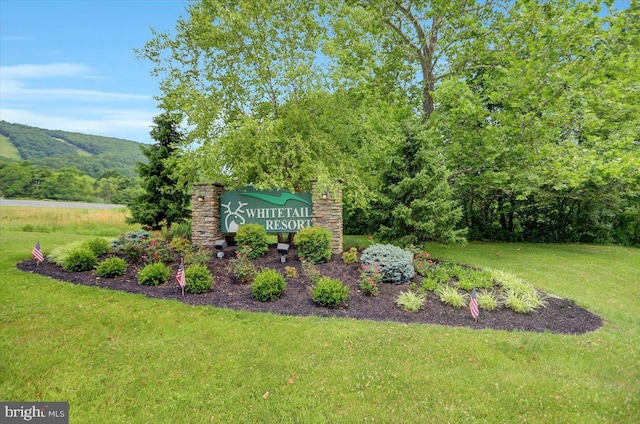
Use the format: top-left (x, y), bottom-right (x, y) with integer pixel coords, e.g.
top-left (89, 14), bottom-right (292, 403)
top-left (220, 187), bottom-right (313, 233)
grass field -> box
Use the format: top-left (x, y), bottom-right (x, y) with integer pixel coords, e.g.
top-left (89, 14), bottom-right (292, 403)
top-left (1, 206), bottom-right (638, 423)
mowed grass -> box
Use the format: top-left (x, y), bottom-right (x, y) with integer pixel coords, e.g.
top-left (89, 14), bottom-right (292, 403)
top-left (1, 209), bottom-right (639, 422)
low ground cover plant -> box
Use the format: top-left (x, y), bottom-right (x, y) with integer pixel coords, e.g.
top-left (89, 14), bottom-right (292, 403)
top-left (395, 290), bottom-right (426, 312)
top-left (434, 284), bottom-right (466, 308)
top-left (312, 277), bottom-right (349, 307)
top-left (476, 289), bottom-right (499, 311)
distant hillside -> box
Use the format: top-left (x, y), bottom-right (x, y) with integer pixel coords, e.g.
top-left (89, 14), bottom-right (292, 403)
top-left (0, 121), bottom-right (146, 178)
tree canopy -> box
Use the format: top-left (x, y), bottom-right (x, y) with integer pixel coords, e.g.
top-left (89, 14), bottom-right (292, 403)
top-left (141, 0), bottom-right (640, 245)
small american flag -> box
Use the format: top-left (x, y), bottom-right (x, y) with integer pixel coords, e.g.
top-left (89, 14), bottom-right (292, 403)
top-left (32, 241), bottom-right (44, 263)
top-left (176, 260), bottom-right (186, 292)
top-left (469, 287), bottom-right (479, 321)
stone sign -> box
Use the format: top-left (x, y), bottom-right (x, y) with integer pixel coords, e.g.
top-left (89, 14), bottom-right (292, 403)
top-left (219, 187), bottom-right (312, 233)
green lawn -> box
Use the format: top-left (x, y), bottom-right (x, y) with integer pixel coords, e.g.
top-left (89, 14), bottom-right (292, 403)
top-left (1, 227), bottom-right (638, 422)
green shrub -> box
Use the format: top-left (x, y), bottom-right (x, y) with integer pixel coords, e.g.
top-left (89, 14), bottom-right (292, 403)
top-left (301, 259), bottom-right (321, 285)
top-left (110, 229), bottom-right (151, 251)
top-left (434, 284), bottom-right (466, 308)
top-left (395, 291), bottom-right (425, 312)
top-left (236, 224), bottom-right (268, 259)
top-left (183, 244), bottom-right (213, 267)
top-left (477, 289), bottom-right (499, 311)
top-left (358, 270), bottom-right (380, 297)
top-left (96, 257), bottom-right (128, 278)
top-left (169, 238), bottom-right (191, 254)
top-left (85, 237), bottom-right (111, 256)
top-left (312, 277), bottom-right (349, 307)
top-left (48, 241), bottom-right (87, 267)
top-left (285, 266), bottom-right (298, 278)
top-left (185, 264), bottom-right (213, 294)
top-left (413, 251), bottom-right (435, 277)
top-left (137, 262), bottom-right (170, 286)
top-left (143, 239), bottom-right (174, 264)
top-left (360, 244), bottom-right (415, 284)
top-left (252, 269), bottom-right (286, 301)
top-left (228, 252), bottom-right (257, 284)
top-left (295, 226), bottom-right (332, 264)
top-left (166, 221), bottom-right (191, 241)
top-left (342, 247), bottom-right (358, 264)
top-left (64, 248), bottom-right (97, 272)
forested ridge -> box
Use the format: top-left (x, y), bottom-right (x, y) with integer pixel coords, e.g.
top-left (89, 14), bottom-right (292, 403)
top-left (0, 121), bottom-right (145, 178)
top-left (0, 121), bottom-right (146, 204)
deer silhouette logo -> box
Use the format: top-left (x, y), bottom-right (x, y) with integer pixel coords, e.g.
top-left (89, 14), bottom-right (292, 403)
top-left (221, 201), bottom-right (248, 232)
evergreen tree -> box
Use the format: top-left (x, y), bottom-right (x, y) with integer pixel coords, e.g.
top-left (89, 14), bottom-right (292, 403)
top-left (127, 113), bottom-right (190, 230)
top-left (375, 122), bottom-right (467, 245)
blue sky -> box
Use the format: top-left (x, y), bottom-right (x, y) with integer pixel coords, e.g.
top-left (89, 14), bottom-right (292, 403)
top-left (1, 1), bottom-right (631, 145)
top-left (1, 0), bottom-right (188, 144)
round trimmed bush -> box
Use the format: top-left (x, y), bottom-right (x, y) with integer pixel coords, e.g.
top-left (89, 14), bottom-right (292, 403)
top-left (137, 262), bottom-right (170, 286)
top-left (295, 226), bottom-right (332, 264)
top-left (360, 244), bottom-right (415, 284)
top-left (252, 269), bottom-right (286, 302)
top-left (185, 264), bottom-right (213, 294)
top-left (85, 237), bottom-right (111, 256)
top-left (96, 257), bottom-right (128, 278)
top-left (63, 248), bottom-right (97, 272)
top-left (312, 277), bottom-right (349, 307)
top-left (236, 223), bottom-right (268, 259)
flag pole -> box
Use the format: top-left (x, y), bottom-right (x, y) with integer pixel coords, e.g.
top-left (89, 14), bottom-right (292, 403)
top-left (181, 256), bottom-right (185, 296)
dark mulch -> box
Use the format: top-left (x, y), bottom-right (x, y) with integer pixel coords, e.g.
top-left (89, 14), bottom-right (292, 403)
top-left (17, 244), bottom-right (603, 335)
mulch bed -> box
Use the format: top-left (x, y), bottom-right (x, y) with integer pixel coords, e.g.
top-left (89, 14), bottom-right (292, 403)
top-left (17, 244), bottom-right (603, 335)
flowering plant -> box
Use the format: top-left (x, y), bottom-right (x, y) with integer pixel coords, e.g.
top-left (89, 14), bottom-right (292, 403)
top-left (413, 251), bottom-right (435, 277)
top-left (359, 264), bottom-right (381, 296)
top-left (228, 248), bottom-right (257, 284)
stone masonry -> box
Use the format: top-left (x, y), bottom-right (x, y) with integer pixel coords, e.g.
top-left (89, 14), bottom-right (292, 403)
top-left (311, 180), bottom-right (343, 254)
top-left (191, 182), bottom-right (343, 253)
top-left (191, 183), bottom-right (225, 247)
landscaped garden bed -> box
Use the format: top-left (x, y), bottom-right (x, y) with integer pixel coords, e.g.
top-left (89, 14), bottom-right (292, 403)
top-left (18, 234), bottom-right (603, 335)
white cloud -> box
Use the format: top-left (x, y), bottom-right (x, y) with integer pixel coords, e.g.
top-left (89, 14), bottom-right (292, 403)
top-left (1, 62), bottom-right (91, 79)
top-left (0, 63), bottom-right (150, 101)
top-left (0, 62), bottom-right (157, 142)
top-left (0, 108), bottom-right (155, 143)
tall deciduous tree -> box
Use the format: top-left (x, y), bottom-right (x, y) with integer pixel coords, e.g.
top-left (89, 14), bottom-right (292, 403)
top-left (127, 113), bottom-right (190, 230)
top-left (432, 0), bottom-right (640, 242)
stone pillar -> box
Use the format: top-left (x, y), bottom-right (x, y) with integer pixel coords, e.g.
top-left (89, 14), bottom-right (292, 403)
top-left (191, 183), bottom-right (225, 247)
top-left (311, 180), bottom-right (343, 254)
